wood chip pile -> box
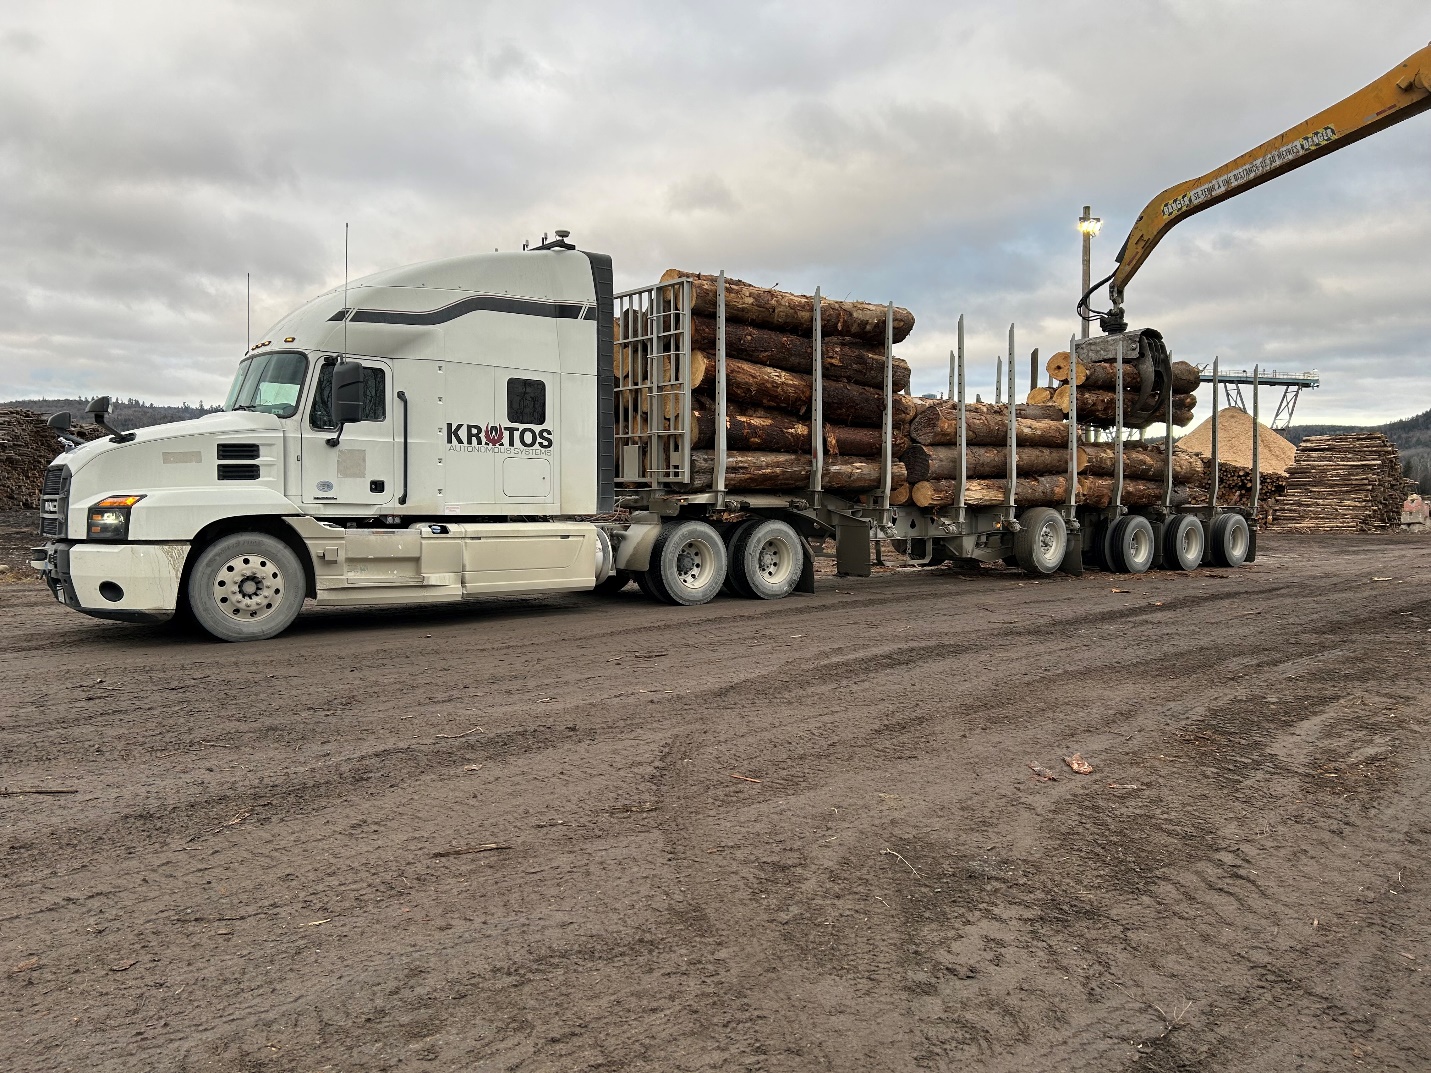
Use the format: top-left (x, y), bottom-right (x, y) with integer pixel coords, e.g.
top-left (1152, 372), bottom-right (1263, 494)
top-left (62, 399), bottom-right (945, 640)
top-left (1269, 433), bottom-right (1410, 532)
top-left (1178, 408), bottom-right (1296, 529)
top-left (0, 409), bottom-right (103, 510)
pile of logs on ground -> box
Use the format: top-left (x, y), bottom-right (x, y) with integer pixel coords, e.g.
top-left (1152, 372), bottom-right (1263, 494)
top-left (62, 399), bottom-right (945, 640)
top-left (901, 400), bottom-right (1200, 509)
top-left (1186, 462), bottom-right (1287, 529)
top-left (0, 409), bottom-right (102, 510)
top-left (1269, 433), bottom-right (1409, 532)
top-left (1031, 344), bottom-right (1201, 429)
top-left (649, 271), bottom-right (918, 495)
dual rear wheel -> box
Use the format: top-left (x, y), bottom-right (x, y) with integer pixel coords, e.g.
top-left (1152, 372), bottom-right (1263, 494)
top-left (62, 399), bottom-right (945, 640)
top-left (637, 518), bottom-right (803, 605)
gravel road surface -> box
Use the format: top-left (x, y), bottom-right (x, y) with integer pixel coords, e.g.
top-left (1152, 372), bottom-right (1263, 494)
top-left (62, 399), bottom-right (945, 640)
top-left (2, 531), bottom-right (1429, 1072)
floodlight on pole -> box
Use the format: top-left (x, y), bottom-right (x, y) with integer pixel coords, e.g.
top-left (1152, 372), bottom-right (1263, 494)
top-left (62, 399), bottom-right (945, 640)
top-left (1079, 205), bottom-right (1101, 339)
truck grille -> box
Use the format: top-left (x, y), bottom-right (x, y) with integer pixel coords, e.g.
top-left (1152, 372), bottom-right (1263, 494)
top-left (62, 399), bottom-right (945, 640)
top-left (39, 466), bottom-right (69, 539)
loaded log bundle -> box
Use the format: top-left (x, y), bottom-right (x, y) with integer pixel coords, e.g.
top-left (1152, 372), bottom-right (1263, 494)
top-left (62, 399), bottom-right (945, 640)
top-left (616, 273), bottom-right (925, 496)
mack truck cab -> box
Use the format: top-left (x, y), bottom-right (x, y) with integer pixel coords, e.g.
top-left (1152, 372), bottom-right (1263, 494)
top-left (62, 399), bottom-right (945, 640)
top-left (32, 237), bottom-right (637, 641)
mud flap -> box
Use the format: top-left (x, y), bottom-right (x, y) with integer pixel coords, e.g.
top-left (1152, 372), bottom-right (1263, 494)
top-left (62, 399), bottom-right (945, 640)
top-left (1148, 519), bottom-right (1166, 570)
top-left (1247, 526), bottom-right (1258, 563)
top-left (795, 541), bottom-right (816, 594)
top-left (1059, 528), bottom-right (1084, 575)
top-left (834, 521), bottom-right (871, 577)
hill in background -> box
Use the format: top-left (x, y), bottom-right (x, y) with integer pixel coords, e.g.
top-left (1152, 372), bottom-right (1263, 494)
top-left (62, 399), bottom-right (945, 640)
top-left (1285, 406), bottom-right (1431, 492)
top-left (0, 398), bottom-right (221, 432)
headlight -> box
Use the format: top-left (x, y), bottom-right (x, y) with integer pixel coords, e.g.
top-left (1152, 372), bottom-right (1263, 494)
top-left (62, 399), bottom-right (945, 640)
top-left (87, 495), bottom-right (144, 541)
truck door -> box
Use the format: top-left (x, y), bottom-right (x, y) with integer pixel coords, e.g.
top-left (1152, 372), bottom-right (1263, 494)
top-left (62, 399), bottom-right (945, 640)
top-left (496, 368), bottom-right (557, 506)
top-left (302, 357), bottom-right (396, 509)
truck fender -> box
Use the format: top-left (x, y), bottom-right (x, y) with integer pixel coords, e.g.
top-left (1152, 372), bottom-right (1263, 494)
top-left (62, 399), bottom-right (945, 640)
top-left (613, 521), bottom-right (663, 573)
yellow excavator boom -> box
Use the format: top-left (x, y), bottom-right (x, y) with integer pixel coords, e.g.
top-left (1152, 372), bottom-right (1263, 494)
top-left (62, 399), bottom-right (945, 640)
top-left (1091, 42), bottom-right (1431, 330)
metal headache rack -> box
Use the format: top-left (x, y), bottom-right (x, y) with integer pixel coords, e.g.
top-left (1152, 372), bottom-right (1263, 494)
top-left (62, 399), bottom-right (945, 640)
top-left (613, 277), bottom-right (693, 486)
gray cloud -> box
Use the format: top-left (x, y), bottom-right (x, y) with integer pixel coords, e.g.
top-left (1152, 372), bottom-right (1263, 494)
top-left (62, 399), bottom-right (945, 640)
top-left (1, 0), bottom-right (1428, 427)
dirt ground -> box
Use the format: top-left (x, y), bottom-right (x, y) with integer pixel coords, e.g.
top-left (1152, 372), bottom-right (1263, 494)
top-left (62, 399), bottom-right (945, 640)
top-left (2, 521), bottom-right (1429, 1072)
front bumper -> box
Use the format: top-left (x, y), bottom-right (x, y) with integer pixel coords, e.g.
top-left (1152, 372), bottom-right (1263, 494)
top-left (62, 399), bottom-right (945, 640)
top-left (34, 541), bottom-right (188, 625)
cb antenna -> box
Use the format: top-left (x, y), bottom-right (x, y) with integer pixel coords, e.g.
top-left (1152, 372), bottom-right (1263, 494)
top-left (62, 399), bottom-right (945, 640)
top-left (245, 272), bottom-right (250, 353)
top-left (343, 222), bottom-right (350, 357)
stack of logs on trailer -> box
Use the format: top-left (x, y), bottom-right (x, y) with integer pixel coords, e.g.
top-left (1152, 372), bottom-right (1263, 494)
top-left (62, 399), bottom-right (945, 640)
top-left (900, 400), bottom-right (1202, 509)
top-left (623, 281), bottom-right (1210, 518)
top-left (652, 271), bottom-right (919, 497)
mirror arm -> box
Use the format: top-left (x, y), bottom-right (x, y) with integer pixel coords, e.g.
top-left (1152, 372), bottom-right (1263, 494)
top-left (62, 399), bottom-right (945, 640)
top-left (325, 423), bottom-right (345, 448)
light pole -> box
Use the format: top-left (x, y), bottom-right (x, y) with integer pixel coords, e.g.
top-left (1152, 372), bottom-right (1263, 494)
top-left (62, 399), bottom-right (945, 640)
top-left (1078, 205), bottom-right (1102, 340)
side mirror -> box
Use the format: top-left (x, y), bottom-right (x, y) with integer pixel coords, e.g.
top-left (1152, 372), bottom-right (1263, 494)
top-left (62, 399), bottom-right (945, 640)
top-left (332, 361), bottom-right (365, 426)
top-left (86, 396), bottom-right (114, 423)
top-left (47, 411), bottom-right (73, 431)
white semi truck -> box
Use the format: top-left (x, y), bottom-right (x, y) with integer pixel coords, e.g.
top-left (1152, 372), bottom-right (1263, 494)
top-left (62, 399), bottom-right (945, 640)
top-left (31, 234), bottom-right (1256, 642)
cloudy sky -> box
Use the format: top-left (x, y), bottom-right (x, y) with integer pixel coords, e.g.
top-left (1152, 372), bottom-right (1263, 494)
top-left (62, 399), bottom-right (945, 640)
top-left (2, 1), bottom-right (1428, 425)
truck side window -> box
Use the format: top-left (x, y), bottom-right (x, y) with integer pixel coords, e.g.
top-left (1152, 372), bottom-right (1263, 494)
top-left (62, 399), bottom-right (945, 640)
top-left (507, 378), bottom-right (546, 425)
top-left (310, 363), bottom-right (387, 429)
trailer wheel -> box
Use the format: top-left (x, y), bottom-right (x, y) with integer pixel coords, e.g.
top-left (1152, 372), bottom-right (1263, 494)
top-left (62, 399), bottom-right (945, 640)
top-left (1013, 508), bottom-right (1067, 576)
top-left (187, 532), bottom-right (304, 642)
top-left (1209, 512), bottom-right (1251, 568)
top-left (1110, 516), bottom-right (1155, 574)
top-left (721, 520), bottom-right (759, 598)
top-left (1164, 514), bottom-right (1204, 571)
top-left (729, 518), bottom-right (803, 600)
top-left (641, 520), bottom-right (727, 606)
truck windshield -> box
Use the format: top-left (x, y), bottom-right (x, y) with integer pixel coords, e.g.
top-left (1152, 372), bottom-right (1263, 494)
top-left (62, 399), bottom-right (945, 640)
top-left (224, 351), bottom-right (309, 417)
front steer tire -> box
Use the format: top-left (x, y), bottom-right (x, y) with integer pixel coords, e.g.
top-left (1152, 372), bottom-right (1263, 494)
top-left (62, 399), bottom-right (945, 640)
top-left (187, 532), bottom-right (305, 642)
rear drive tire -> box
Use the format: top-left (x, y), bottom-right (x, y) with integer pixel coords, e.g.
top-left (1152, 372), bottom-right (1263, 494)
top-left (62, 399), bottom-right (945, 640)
top-left (1110, 515), bottom-right (1155, 574)
top-left (1210, 512), bottom-right (1251, 568)
top-left (187, 532), bottom-right (304, 642)
top-left (729, 518), bottom-right (803, 600)
top-left (721, 520), bottom-right (759, 598)
top-left (1013, 507), bottom-right (1067, 576)
top-left (642, 520), bottom-right (727, 606)
top-left (1164, 514), bottom-right (1204, 572)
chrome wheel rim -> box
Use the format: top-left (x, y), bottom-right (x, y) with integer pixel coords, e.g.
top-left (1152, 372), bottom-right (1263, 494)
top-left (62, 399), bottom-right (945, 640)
top-left (1229, 523), bottom-right (1248, 557)
top-left (1037, 521), bottom-right (1061, 563)
top-left (1129, 527), bottom-right (1151, 565)
top-left (212, 554), bottom-right (286, 621)
top-left (1180, 524), bottom-right (1200, 560)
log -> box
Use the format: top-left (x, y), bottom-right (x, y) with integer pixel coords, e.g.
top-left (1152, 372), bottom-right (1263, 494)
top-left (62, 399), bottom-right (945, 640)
top-left (1076, 477), bottom-right (1191, 508)
top-left (691, 352), bottom-right (918, 427)
top-left (1026, 387), bottom-right (1056, 406)
top-left (1080, 443), bottom-right (1206, 484)
top-left (663, 270), bottom-right (915, 344)
top-left (690, 401), bottom-right (908, 457)
top-left (1045, 351), bottom-right (1074, 381)
top-left (889, 483), bottom-right (910, 506)
top-left (681, 450), bottom-right (905, 493)
top-left (910, 403), bottom-right (1072, 448)
top-left (1052, 359), bottom-right (1200, 394)
top-left (911, 475), bottom-right (1073, 509)
top-left (902, 444), bottom-right (1083, 482)
top-left (1053, 386), bottom-right (1196, 428)
top-left (688, 317), bottom-right (911, 392)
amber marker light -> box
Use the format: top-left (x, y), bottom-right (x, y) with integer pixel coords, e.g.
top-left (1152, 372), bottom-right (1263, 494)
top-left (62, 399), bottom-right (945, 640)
top-left (96, 495), bottom-right (144, 508)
